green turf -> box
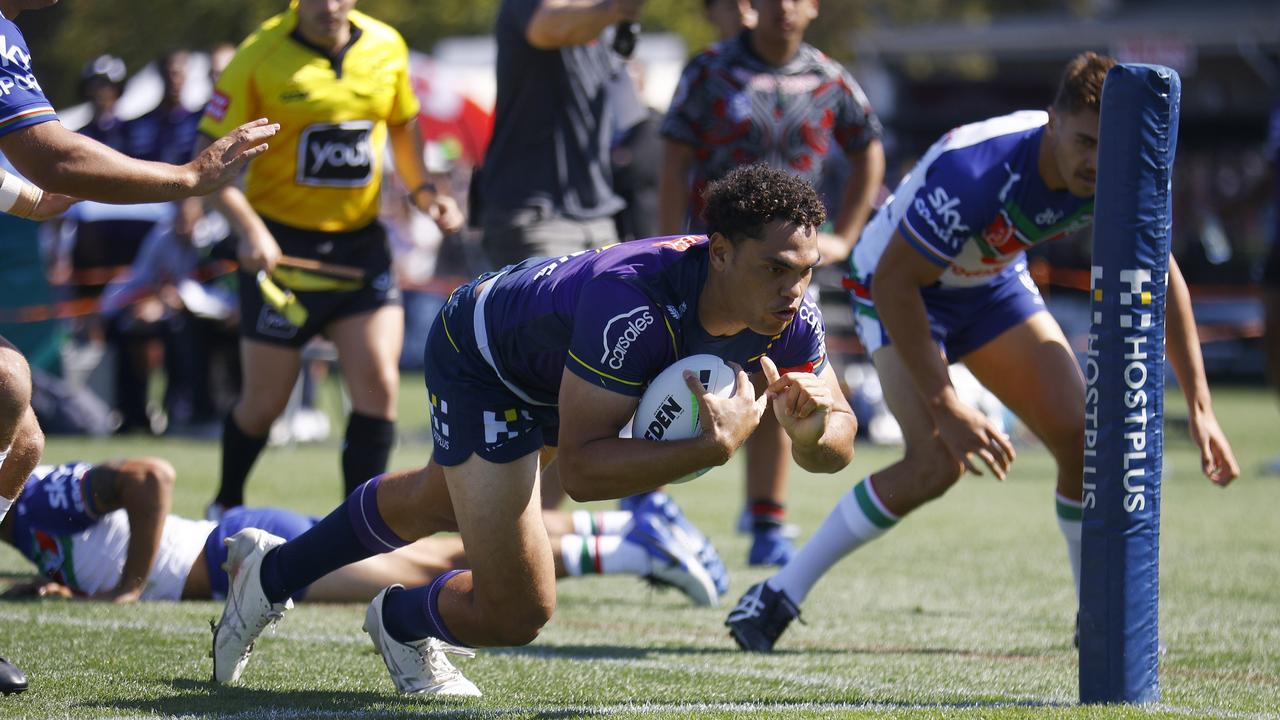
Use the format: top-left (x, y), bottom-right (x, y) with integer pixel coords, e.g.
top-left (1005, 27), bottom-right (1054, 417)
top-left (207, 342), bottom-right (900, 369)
top-left (0, 378), bottom-right (1276, 719)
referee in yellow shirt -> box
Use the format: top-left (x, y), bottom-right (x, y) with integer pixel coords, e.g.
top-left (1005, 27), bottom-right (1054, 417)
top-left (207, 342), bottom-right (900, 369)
top-left (197, 0), bottom-right (463, 515)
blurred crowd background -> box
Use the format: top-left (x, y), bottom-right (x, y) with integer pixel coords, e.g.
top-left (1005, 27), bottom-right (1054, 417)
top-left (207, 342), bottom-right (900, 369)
top-left (0, 0), bottom-right (1276, 445)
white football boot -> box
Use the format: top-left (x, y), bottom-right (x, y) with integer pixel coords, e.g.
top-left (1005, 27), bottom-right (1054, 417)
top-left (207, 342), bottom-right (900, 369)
top-left (211, 528), bottom-right (293, 684)
top-left (363, 586), bottom-right (482, 697)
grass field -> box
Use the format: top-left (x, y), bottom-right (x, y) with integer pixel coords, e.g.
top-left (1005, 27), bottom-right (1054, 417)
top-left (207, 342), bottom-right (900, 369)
top-left (0, 377), bottom-right (1277, 719)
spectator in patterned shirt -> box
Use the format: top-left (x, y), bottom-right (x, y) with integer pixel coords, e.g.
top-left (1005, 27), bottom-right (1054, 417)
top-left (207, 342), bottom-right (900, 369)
top-left (657, 0), bottom-right (885, 567)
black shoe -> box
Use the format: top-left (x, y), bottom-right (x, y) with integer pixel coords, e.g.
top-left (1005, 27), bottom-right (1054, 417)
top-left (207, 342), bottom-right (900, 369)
top-left (0, 657), bottom-right (27, 695)
top-left (726, 581), bottom-right (801, 652)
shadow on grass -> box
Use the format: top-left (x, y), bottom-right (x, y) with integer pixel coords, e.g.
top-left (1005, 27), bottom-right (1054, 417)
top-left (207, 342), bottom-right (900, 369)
top-left (80, 678), bottom-right (604, 719)
top-left (493, 643), bottom-right (742, 661)
top-left (84, 680), bottom-right (1070, 718)
top-left (498, 641), bottom-right (1057, 662)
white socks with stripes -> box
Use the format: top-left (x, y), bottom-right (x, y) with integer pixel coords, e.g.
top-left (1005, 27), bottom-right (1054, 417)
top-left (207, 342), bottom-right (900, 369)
top-left (1056, 493), bottom-right (1084, 600)
top-left (767, 476), bottom-right (899, 605)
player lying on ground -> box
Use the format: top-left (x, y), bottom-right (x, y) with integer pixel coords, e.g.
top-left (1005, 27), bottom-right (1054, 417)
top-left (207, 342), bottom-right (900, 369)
top-left (726, 52), bottom-right (1240, 653)
top-left (0, 459), bottom-right (724, 606)
top-left (209, 164), bottom-right (856, 697)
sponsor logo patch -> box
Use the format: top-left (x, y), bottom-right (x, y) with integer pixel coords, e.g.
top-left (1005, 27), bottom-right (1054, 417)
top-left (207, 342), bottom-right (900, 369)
top-left (205, 91), bottom-right (230, 123)
top-left (256, 305), bottom-right (300, 339)
top-left (600, 305), bottom-right (654, 371)
top-left (296, 121), bottom-right (374, 187)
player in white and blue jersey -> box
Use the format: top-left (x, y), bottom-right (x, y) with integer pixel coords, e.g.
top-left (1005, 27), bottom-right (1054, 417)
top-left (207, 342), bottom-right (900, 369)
top-left (0, 460), bottom-right (719, 607)
top-left (728, 52), bottom-right (1241, 653)
top-left (0, 1), bottom-right (279, 696)
top-left (208, 164), bottom-right (858, 697)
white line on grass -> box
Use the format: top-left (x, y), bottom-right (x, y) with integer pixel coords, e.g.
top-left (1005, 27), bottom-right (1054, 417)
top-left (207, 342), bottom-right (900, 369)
top-left (107, 701), bottom-right (1280, 720)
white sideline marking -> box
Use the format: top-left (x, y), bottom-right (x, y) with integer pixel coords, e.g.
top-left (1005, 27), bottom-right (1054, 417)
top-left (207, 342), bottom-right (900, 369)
top-left (6, 611), bottom-right (1273, 720)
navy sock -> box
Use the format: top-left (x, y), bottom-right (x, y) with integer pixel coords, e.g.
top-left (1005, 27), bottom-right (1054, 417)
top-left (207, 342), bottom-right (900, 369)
top-left (259, 475), bottom-right (408, 604)
top-left (342, 412), bottom-right (395, 495)
top-left (381, 569), bottom-right (469, 646)
top-left (217, 415), bottom-right (267, 508)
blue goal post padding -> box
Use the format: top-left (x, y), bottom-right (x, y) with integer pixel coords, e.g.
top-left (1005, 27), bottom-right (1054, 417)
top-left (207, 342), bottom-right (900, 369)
top-left (1079, 63), bottom-right (1180, 705)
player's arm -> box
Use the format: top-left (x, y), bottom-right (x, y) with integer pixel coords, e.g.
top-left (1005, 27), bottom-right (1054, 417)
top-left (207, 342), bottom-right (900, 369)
top-left (525, 0), bottom-right (642, 50)
top-left (557, 367), bottom-right (763, 501)
top-left (818, 139), bottom-right (886, 265)
top-left (0, 167), bottom-right (76, 220)
top-left (871, 232), bottom-right (1014, 478)
top-left (84, 459), bottom-right (175, 603)
top-left (0, 118), bottom-right (275, 204)
top-left (1163, 255), bottom-right (1239, 486)
top-left (387, 120), bottom-right (464, 234)
top-left (658, 140), bottom-right (695, 234)
top-left (753, 357), bottom-right (855, 473)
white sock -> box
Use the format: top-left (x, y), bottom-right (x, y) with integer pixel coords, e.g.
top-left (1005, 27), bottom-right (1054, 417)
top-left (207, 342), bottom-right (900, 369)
top-left (559, 534), bottom-right (649, 576)
top-left (768, 477), bottom-right (898, 604)
top-left (0, 494), bottom-right (12, 526)
top-left (1056, 493), bottom-right (1083, 601)
top-left (571, 509), bottom-right (632, 536)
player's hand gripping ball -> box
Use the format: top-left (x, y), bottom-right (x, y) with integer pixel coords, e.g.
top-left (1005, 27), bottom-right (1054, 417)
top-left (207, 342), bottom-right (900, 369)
top-left (631, 354), bottom-right (737, 483)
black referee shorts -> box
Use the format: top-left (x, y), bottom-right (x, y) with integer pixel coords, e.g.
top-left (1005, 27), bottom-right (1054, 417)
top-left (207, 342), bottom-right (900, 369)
top-left (238, 218), bottom-right (401, 348)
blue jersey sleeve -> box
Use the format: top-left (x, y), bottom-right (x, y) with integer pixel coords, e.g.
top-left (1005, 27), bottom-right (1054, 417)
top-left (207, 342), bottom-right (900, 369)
top-left (0, 19), bottom-right (58, 139)
top-left (759, 296), bottom-right (829, 375)
top-left (12, 463), bottom-right (99, 536)
top-left (566, 278), bottom-right (675, 397)
top-left (897, 149), bottom-right (995, 267)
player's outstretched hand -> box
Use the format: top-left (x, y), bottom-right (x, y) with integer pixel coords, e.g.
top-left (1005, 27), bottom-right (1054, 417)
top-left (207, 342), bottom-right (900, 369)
top-left (933, 397), bottom-right (1015, 480)
top-left (759, 356), bottom-right (831, 446)
top-left (189, 118), bottom-right (279, 196)
top-left (426, 194), bottom-right (465, 235)
top-left (1188, 407), bottom-right (1239, 487)
top-left (683, 361), bottom-right (765, 461)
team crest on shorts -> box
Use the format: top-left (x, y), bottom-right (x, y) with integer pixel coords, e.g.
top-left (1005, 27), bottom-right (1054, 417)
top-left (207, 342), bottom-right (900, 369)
top-left (257, 305), bottom-right (300, 339)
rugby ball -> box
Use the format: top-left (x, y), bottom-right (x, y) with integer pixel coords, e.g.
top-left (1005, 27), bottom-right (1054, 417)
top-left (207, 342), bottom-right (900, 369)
top-left (632, 355), bottom-right (737, 481)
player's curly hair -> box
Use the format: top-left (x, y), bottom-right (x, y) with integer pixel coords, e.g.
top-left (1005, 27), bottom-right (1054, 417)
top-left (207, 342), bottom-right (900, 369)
top-left (701, 164), bottom-right (827, 245)
top-left (1052, 51), bottom-right (1117, 115)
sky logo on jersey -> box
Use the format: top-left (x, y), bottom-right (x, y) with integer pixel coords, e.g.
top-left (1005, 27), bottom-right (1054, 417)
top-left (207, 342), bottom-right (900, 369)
top-left (0, 35), bottom-right (32, 71)
top-left (600, 306), bottom-right (654, 371)
top-left (915, 187), bottom-right (969, 245)
top-left (297, 121), bottom-right (374, 187)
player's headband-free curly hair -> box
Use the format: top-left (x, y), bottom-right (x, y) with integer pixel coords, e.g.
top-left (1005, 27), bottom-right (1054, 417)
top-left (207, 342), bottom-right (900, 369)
top-left (701, 163), bottom-right (827, 245)
top-left (1052, 51), bottom-right (1117, 116)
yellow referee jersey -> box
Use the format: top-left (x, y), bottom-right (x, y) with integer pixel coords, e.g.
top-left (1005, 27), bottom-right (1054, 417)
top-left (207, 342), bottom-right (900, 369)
top-left (199, 8), bottom-right (419, 232)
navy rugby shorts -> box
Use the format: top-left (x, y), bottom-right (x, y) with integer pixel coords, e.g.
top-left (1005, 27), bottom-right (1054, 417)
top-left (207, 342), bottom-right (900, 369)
top-left (204, 507), bottom-right (317, 599)
top-left (851, 262), bottom-right (1047, 362)
top-left (423, 276), bottom-right (560, 467)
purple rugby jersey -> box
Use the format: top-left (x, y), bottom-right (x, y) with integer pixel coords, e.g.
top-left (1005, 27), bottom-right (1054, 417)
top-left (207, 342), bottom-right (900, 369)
top-left (478, 235), bottom-right (828, 405)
